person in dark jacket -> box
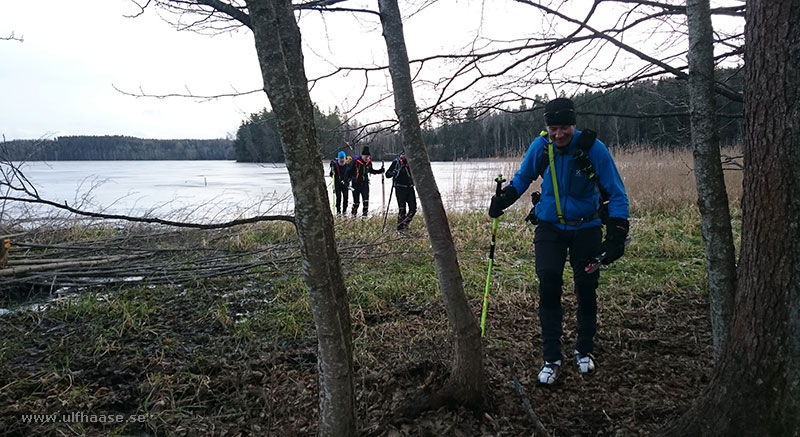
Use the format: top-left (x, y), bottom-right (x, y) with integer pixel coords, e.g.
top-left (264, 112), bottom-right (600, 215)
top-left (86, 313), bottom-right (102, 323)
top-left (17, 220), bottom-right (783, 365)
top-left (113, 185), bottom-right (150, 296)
top-left (385, 150), bottom-right (416, 231)
top-left (329, 151), bottom-right (350, 217)
top-left (488, 97), bottom-right (630, 386)
top-left (348, 146), bottom-right (384, 217)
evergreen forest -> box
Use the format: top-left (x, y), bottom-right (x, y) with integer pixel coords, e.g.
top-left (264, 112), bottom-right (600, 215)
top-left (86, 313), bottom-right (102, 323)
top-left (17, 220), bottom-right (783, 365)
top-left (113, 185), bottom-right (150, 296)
top-left (1, 136), bottom-right (234, 161)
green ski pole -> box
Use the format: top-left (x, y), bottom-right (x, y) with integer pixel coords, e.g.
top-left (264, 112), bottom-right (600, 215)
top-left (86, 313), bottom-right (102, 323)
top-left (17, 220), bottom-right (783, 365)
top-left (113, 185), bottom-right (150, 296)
top-left (481, 174), bottom-right (505, 337)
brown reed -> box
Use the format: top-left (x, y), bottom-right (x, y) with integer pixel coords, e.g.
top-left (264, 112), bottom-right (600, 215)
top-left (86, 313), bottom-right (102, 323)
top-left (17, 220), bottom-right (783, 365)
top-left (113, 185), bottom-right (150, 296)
top-left (613, 147), bottom-right (743, 214)
top-left (465, 147), bottom-right (743, 216)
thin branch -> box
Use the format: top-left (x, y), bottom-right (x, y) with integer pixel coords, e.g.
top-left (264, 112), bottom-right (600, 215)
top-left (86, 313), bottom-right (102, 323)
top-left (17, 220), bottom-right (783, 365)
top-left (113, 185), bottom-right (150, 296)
top-left (112, 83), bottom-right (263, 101)
top-left (196, 0), bottom-right (251, 28)
top-left (1, 32), bottom-right (24, 42)
top-left (2, 196), bottom-right (294, 228)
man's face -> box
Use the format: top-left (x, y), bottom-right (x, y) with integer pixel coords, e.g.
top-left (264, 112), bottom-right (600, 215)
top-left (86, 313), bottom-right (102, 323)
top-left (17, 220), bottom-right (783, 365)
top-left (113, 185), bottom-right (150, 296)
top-left (363, 155), bottom-right (371, 163)
top-left (338, 157), bottom-right (346, 165)
top-left (546, 125), bottom-right (575, 148)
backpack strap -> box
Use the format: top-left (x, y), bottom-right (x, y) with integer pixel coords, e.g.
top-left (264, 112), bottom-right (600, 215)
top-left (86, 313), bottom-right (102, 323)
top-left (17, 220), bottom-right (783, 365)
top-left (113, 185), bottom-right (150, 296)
top-left (573, 129), bottom-right (611, 222)
top-left (536, 131), bottom-right (550, 177)
top-left (573, 129), bottom-right (597, 179)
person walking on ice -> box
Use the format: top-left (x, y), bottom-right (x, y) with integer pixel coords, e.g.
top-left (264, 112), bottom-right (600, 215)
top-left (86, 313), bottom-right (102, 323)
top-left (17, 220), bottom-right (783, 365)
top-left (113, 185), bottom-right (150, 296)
top-left (330, 151), bottom-right (350, 217)
top-left (348, 146), bottom-right (384, 218)
top-left (385, 150), bottom-right (416, 232)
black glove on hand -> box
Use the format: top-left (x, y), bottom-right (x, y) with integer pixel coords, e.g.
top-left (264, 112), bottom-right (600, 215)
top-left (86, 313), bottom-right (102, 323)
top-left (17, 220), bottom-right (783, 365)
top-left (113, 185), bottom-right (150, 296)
top-left (488, 185), bottom-right (519, 218)
top-left (524, 191), bottom-right (541, 225)
top-left (600, 217), bottom-right (629, 264)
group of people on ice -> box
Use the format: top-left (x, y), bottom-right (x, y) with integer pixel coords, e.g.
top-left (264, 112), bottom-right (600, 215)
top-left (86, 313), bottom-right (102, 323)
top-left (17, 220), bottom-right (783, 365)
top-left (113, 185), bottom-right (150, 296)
top-left (329, 146), bottom-right (417, 232)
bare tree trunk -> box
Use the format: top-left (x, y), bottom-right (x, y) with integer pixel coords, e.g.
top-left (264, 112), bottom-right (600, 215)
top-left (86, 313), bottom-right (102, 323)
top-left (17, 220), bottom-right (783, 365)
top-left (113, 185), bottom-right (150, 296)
top-left (244, 1), bottom-right (355, 435)
top-left (686, 0), bottom-right (737, 360)
top-left (666, 0), bottom-right (800, 434)
top-left (377, 0), bottom-right (485, 409)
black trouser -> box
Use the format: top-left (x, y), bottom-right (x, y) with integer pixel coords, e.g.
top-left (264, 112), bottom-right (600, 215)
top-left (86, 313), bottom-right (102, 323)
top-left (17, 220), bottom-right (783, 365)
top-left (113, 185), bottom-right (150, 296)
top-left (351, 184), bottom-right (369, 216)
top-left (394, 186), bottom-right (416, 230)
top-left (334, 183), bottom-right (348, 215)
top-left (534, 222), bottom-right (603, 363)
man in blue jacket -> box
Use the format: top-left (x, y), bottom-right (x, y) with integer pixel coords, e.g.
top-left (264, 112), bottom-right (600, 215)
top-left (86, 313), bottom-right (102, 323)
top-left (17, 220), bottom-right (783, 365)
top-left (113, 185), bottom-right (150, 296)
top-left (489, 97), bottom-right (630, 386)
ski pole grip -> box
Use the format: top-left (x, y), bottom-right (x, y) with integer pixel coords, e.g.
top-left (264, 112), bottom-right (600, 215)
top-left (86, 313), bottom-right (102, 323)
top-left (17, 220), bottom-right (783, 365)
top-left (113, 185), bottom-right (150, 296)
top-left (494, 174), bottom-right (505, 196)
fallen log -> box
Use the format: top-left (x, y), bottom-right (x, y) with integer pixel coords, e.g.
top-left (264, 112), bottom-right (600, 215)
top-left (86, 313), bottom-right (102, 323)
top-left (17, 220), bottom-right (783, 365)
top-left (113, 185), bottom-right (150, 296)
top-left (0, 254), bottom-right (146, 276)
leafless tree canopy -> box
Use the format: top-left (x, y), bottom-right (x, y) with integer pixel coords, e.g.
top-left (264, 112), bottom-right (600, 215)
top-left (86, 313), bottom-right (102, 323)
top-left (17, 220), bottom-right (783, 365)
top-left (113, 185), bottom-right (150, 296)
top-left (116, 1), bottom-right (744, 133)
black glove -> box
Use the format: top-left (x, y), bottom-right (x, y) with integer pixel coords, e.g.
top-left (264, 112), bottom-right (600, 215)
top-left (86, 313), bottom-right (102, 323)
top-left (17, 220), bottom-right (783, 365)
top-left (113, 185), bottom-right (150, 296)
top-left (488, 185), bottom-right (519, 218)
top-left (524, 191), bottom-right (541, 225)
top-left (600, 217), bottom-right (629, 264)
top-left (386, 169), bottom-right (396, 178)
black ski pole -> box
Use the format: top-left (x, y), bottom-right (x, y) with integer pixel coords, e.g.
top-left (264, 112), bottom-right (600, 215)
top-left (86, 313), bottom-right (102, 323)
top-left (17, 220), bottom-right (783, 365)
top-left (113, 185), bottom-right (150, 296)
top-left (382, 178), bottom-right (395, 231)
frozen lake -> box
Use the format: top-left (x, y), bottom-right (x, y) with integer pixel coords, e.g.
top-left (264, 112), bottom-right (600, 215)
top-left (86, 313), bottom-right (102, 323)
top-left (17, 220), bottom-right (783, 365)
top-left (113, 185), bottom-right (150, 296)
top-left (1, 160), bottom-right (523, 224)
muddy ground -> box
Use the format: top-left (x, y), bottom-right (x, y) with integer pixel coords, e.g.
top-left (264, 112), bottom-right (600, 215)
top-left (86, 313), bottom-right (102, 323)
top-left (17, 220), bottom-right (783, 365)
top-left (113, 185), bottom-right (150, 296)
top-left (0, 276), bottom-right (711, 436)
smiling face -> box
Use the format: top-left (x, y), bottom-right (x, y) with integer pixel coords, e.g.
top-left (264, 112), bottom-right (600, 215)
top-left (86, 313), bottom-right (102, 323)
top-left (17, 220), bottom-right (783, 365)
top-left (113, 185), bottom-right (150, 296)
top-left (546, 125), bottom-right (575, 148)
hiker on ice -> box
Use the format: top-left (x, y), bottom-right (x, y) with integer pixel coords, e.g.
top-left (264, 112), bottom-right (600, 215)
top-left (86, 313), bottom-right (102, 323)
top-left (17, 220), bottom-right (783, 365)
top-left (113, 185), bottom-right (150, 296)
top-left (488, 97), bottom-right (630, 386)
top-left (330, 151), bottom-right (350, 217)
top-left (385, 150), bottom-right (416, 232)
top-left (348, 146), bottom-right (384, 218)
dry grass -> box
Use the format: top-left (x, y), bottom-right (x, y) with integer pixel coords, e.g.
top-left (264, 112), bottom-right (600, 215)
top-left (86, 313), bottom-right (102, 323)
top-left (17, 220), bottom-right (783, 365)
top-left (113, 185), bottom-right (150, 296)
top-left (614, 147), bottom-right (743, 214)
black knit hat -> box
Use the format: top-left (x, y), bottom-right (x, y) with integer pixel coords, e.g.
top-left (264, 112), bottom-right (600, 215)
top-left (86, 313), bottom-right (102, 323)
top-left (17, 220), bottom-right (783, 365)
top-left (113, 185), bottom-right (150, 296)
top-left (544, 98), bottom-right (576, 126)
top-left (361, 146), bottom-right (370, 156)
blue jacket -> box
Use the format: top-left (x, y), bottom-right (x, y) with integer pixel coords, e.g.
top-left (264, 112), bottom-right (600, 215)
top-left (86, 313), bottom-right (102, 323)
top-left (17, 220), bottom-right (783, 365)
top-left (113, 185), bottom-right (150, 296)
top-left (510, 129), bottom-right (629, 230)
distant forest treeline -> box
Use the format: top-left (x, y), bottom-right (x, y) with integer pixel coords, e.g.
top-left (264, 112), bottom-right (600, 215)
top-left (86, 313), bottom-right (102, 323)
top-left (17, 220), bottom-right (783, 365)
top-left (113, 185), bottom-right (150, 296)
top-left (3, 68), bottom-right (742, 162)
top-left (236, 67), bottom-right (744, 162)
top-left (1, 136), bottom-right (234, 161)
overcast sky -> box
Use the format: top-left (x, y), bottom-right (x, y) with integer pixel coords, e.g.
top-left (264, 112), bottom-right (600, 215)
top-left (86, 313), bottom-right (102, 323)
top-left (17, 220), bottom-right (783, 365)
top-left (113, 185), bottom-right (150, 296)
top-left (1, 1), bottom-right (740, 142)
top-left (1, 1), bottom-right (267, 140)
top-left (1, 0), bottom-right (510, 141)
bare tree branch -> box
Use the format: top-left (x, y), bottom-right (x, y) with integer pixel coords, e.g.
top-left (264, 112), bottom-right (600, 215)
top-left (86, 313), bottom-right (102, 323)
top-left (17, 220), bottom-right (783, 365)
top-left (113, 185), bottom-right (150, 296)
top-left (1, 31), bottom-right (24, 42)
top-left (112, 83), bottom-right (263, 101)
top-left (2, 196), bottom-right (294, 228)
top-left (512, 0), bottom-right (743, 102)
